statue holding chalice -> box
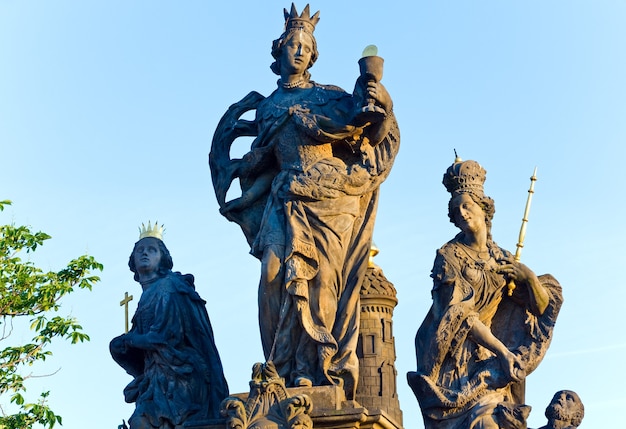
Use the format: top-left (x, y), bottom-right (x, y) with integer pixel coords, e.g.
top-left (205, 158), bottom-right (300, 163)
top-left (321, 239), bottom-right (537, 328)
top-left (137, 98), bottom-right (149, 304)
top-left (355, 44), bottom-right (388, 124)
top-left (210, 3), bottom-right (400, 400)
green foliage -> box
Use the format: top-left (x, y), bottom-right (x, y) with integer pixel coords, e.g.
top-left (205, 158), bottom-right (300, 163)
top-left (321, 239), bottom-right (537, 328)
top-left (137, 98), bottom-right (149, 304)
top-left (0, 200), bottom-right (102, 428)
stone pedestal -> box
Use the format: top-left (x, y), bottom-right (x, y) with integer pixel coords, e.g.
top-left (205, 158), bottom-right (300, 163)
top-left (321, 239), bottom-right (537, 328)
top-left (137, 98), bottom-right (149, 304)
top-left (185, 386), bottom-right (402, 429)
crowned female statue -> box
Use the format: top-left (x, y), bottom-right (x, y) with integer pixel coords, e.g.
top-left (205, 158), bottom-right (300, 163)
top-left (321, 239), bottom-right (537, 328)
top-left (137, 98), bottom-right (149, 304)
top-left (210, 4), bottom-right (399, 400)
top-left (407, 158), bottom-right (563, 429)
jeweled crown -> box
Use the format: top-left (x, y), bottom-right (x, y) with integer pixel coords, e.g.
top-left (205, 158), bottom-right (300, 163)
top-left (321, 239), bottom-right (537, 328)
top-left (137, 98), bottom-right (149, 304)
top-left (443, 153), bottom-right (486, 197)
top-left (138, 221), bottom-right (164, 240)
top-left (283, 3), bottom-right (320, 34)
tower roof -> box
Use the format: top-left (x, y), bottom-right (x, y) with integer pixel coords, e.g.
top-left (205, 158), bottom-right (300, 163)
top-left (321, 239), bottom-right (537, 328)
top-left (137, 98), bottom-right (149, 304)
top-left (360, 266), bottom-right (397, 298)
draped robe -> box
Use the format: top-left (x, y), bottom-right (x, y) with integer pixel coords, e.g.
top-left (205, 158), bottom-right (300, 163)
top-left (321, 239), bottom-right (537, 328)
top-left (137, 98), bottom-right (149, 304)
top-left (110, 272), bottom-right (229, 427)
top-left (212, 82), bottom-right (399, 398)
top-left (408, 236), bottom-right (563, 429)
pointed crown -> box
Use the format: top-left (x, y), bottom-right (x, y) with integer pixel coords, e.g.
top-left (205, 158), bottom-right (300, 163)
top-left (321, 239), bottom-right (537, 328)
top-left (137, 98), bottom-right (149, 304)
top-left (443, 152), bottom-right (486, 197)
top-left (138, 221), bottom-right (164, 240)
top-left (283, 3), bottom-right (320, 34)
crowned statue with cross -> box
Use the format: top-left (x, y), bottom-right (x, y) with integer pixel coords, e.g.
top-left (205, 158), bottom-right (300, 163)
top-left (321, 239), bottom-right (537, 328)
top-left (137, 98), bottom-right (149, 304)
top-left (110, 222), bottom-right (229, 429)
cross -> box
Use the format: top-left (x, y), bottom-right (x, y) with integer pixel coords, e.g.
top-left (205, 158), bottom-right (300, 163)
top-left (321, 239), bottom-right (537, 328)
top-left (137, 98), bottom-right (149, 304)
top-left (120, 291), bottom-right (134, 333)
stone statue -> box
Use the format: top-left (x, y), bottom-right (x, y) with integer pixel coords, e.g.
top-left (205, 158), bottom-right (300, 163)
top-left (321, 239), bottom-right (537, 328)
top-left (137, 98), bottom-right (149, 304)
top-left (407, 157), bottom-right (563, 429)
top-left (533, 390), bottom-right (584, 429)
top-left (210, 3), bottom-right (399, 400)
top-left (110, 223), bottom-right (229, 428)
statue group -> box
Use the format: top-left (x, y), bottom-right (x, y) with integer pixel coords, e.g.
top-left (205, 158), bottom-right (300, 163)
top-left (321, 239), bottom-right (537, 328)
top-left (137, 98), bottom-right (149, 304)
top-left (110, 4), bottom-right (583, 429)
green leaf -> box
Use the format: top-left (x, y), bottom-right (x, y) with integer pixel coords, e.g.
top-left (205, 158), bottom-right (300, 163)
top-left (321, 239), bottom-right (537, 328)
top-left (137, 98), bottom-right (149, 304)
top-left (11, 393), bottom-right (24, 405)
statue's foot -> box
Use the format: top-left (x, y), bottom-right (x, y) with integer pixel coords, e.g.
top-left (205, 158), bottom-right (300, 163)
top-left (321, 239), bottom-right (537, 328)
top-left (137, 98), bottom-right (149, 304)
top-left (294, 376), bottom-right (313, 387)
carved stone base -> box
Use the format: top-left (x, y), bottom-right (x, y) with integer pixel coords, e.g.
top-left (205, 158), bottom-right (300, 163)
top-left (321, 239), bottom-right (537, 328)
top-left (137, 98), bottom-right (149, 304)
top-left (186, 385), bottom-right (402, 429)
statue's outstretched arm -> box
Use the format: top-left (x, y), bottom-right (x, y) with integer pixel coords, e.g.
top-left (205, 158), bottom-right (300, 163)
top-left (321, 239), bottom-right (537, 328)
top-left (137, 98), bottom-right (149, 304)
top-left (470, 321), bottom-right (525, 383)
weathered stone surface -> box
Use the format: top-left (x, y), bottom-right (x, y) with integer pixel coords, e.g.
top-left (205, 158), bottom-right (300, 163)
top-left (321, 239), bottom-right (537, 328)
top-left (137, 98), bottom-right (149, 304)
top-left (210, 3), bottom-right (399, 401)
top-left (110, 226), bottom-right (229, 429)
top-left (188, 383), bottom-right (401, 429)
top-left (530, 390), bottom-right (584, 429)
top-left (356, 248), bottom-right (402, 427)
top-left (407, 157), bottom-right (563, 429)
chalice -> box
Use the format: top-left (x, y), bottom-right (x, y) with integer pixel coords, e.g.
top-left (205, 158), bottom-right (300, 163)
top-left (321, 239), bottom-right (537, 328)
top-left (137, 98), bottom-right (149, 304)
top-left (357, 45), bottom-right (386, 122)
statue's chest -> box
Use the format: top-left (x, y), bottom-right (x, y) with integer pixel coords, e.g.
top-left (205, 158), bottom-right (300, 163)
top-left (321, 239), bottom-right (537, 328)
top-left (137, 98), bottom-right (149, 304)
top-left (134, 289), bottom-right (160, 331)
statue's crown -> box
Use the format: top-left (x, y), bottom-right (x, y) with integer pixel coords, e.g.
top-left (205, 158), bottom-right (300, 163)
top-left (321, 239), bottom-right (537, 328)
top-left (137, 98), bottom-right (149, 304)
top-left (138, 221), bottom-right (164, 240)
top-left (443, 153), bottom-right (486, 197)
top-left (283, 3), bottom-right (320, 34)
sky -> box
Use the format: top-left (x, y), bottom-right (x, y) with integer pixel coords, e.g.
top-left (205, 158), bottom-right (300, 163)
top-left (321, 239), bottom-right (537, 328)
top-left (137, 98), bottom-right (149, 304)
top-left (1, 1), bottom-right (625, 428)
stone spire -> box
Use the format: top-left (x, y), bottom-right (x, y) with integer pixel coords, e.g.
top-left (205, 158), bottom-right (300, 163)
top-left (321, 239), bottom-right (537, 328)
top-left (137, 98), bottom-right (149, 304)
top-left (356, 244), bottom-right (403, 427)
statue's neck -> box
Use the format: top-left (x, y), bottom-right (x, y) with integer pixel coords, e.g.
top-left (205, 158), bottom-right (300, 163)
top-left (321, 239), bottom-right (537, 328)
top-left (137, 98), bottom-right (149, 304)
top-left (459, 231), bottom-right (488, 253)
top-left (138, 272), bottom-right (160, 289)
top-left (279, 74), bottom-right (311, 90)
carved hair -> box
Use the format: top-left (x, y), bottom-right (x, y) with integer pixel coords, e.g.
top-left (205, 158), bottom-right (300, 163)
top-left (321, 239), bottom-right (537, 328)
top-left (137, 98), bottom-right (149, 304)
top-left (128, 237), bottom-right (174, 282)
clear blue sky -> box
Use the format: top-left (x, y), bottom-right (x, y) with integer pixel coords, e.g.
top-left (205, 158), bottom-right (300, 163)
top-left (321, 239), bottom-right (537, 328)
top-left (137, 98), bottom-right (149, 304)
top-left (1, 1), bottom-right (624, 428)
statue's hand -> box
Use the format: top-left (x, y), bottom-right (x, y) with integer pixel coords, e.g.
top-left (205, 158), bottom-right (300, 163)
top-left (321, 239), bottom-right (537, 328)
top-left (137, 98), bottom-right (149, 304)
top-left (497, 257), bottom-right (536, 286)
top-left (499, 349), bottom-right (525, 383)
top-left (220, 195), bottom-right (249, 215)
top-left (497, 256), bottom-right (549, 314)
top-left (110, 334), bottom-right (128, 355)
top-left (366, 81), bottom-right (393, 113)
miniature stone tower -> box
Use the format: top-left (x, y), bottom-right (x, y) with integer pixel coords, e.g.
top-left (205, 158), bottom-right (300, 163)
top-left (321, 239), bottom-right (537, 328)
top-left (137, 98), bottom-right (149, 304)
top-left (356, 244), bottom-right (403, 426)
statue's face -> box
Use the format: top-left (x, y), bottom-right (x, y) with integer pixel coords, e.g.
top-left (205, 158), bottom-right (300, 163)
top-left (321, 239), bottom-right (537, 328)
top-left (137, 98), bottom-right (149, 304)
top-left (133, 237), bottom-right (162, 275)
top-left (451, 193), bottom-right (486, 235)
top-left (547, 390), bottom-right (580, 423)
top-left (280, 30), bottom-right (314, 76)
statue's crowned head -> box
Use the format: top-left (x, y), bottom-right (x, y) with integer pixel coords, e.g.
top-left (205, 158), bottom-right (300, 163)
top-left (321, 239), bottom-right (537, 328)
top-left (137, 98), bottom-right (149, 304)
top-left (443, 153), bottom-right (496, 232)
top-left (129, 221), bottom-right (173, 281)
top-left (271, 4), bottom-right (320, 77)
